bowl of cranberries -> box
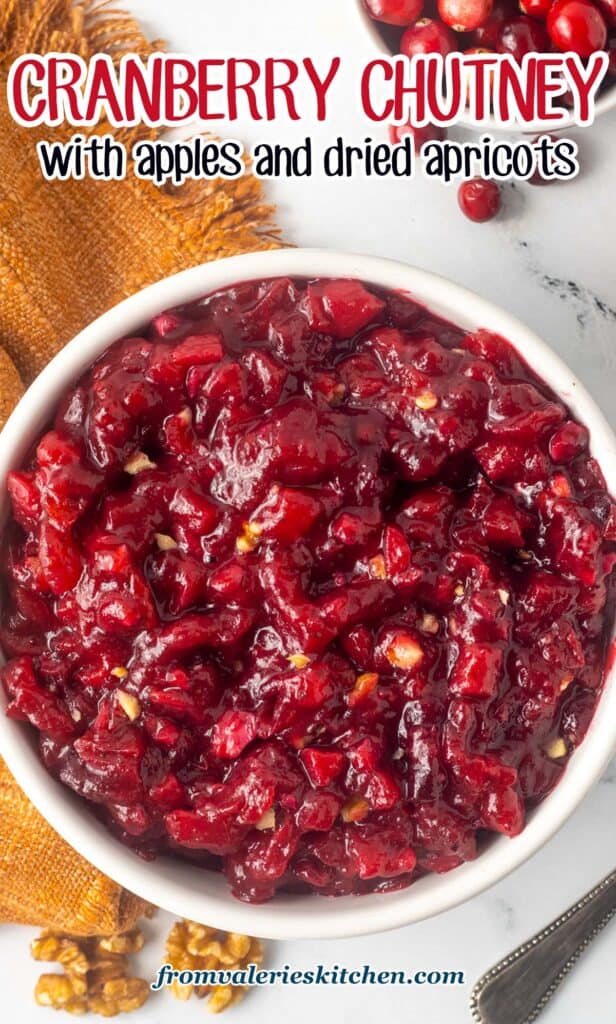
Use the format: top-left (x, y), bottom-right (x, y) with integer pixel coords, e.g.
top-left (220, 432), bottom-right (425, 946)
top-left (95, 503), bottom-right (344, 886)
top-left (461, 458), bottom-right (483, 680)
top-left (359, 0), bottom-right (616, 132)
top-left (1, 249), bottom-right (615, 939)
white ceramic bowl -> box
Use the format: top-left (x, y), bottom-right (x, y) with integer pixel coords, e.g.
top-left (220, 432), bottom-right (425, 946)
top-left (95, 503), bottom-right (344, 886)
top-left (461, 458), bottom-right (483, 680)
top-left (1, 249), bottom-right (615, 940)
top-left (353, 0), bottom-right (616, 133)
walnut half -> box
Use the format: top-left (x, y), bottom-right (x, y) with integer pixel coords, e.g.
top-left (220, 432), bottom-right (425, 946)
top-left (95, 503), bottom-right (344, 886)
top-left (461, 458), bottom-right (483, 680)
top-left (165, 919), bottom-right (263, 1013)
top-left (31, 928), bottom-right (148, 1017)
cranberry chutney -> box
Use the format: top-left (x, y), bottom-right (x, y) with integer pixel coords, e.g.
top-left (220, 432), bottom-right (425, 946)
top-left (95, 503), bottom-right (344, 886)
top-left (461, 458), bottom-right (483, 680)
top-left (1, 277), bottom-right (615, 904)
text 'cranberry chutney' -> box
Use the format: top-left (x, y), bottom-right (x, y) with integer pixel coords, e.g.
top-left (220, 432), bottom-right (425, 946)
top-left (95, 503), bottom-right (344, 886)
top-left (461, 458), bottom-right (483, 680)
top-left (1, 276), bottom-right (615, 904)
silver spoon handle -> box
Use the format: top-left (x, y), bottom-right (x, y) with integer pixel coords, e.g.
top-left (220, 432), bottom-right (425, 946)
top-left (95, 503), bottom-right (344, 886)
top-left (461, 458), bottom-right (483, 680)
top-left (470, 868), bottom-right (616, 1024)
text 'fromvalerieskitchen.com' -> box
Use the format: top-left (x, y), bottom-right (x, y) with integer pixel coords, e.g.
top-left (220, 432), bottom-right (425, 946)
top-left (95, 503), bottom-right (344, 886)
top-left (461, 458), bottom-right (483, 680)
top-left (151, 962), bottom-right (466, 990)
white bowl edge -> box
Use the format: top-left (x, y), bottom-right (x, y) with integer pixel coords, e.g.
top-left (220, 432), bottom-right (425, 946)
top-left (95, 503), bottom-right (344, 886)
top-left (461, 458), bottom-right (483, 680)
top-left (0, 248), bottom-right (615, 940)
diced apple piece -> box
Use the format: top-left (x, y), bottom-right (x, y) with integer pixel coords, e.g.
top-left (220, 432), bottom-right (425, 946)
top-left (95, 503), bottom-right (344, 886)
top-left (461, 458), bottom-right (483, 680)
top-left (171, 333), bottom-right (224, 367)
top-left (303, 280), bottom-right (386, 339)
top-left (450, 643), bottom-right (503, 699)
top-left (209, 709), bottom-right (259, 760)
top-left (300, 748), bottom-right (346, 788)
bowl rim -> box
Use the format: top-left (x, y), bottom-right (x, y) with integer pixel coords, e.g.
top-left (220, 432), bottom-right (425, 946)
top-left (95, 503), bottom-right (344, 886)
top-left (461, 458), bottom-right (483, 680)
top-left (1, 247), bottom-right (615, 940)
top-left (351, 0), bottom-right (616, 134)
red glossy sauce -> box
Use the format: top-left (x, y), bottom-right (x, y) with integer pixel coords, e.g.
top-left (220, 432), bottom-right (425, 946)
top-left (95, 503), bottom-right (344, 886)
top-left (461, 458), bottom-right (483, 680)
top-left (1, 277), bottom-right (615, 903)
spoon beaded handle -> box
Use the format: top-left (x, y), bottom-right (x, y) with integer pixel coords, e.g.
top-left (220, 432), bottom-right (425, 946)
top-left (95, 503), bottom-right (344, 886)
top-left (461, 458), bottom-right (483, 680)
top-left (470, 868), bottom-right (616, 1024)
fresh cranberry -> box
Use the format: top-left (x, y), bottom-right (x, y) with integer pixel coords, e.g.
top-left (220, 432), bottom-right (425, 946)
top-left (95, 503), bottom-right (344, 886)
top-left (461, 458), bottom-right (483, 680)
top-left (364, 0), bottom-right (425, 23)
top-left (547, 0), bottom-right (608, 54)
top-left (497, 15), bottom-right (551, 56)
top-left (438, 0), bottom-right (493, 31)
top-left (472, 0), bottom-right (518, 45)
top-left (2, 276), bottom-right (614, 905)
top-left (458, 178), bottom-right (502, 221)
top-left (519, 0), bottom-right (552, 17)
top-left (400, 17), bottom-right (458, 56)
top-left (596, 0), bottom-right (616, 25)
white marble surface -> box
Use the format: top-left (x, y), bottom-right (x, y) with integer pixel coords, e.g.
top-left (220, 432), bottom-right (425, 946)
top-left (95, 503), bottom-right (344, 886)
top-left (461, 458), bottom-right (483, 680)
top-left (2, 1), bottom-right (616, 1021)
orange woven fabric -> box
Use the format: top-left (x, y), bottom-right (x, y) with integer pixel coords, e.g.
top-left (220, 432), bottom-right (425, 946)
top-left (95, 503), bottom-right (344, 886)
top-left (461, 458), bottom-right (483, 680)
top-left (0, 0), bottom-right (281, 934)
top-left (0, 759), bottom-right (151, 934)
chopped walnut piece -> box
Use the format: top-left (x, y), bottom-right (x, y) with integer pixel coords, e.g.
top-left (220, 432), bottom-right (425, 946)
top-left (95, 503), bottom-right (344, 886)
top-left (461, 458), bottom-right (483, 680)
top-left (546, 737), bottom-right (568, 760)
top-left (454, 582), bottom-right (465, 598)
top-left (255, 807), bottom-right (276, 831)
top-left (340, 795), bottom-right (370, 822)
top-left (415, 390), bottom-right (439, 410)
top-left (154, 533), bottom-right (178, 551)
top-left (31, 928), bottom-right (148, 1017)
top-left (170, 978), bottom-right (193, 1001)
top-left (518, 549), bottom-right (533, 562)
top-left (386, 634), bottom-right (424, 670)
top-left (225, 934), bottom-right (252, 960)
top-left (117, 691), bottom-right (141, 721)
top-left (110, 667), bottom-right (128, 680)
top-left (347, 672), bottom-right (379, 706)
top-left (32, 936), bottom-right (88, 978)
top-left (87, 957), bottom-right (126, 992)
top-left (35, 974), bottom-right (87, 1011)
top-left (287, 653), bottom-right (310, 669)
top-left (208, 986), bottom-right (239, 1014)
top-left (328, 383), bottom-right (346, 405)
top-left (123, 451), bottom-right (156, 475)
top-left (165, 920), bottom-right (263, 1013)
top-left (88, 978), bottom-right (149, 1017)
top-left (550, 474), bottom-right (571, 498)
top-left (316, 377), bottom-right (346, 406)
top-left (30, 933), bottom-right (63, 961)
top-left (236, 521), bottom-right (263, 554)
top-left (420, 612), bottom-right (439, 635)
top-left (97, 931), bottom-right (144, 957)
top-left (559, 672), bottom-right (575, 692)
top-left (368, 555), bottom-right (388, 580)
